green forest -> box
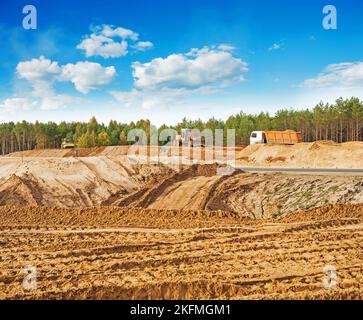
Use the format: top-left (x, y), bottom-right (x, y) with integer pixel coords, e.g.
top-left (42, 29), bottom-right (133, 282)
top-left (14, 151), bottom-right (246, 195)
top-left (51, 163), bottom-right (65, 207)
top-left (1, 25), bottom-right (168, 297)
top-left (1, 97), bottom-right (363, 155)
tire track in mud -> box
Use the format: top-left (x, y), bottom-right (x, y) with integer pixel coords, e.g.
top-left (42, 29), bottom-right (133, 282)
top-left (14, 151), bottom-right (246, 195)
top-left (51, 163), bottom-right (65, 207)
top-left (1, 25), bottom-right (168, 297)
top-left (0, 204), bottom-right (362, 300)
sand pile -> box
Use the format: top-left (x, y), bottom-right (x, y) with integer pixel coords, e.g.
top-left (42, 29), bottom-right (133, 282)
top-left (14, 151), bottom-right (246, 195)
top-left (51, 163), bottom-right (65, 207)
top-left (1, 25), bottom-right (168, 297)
top-left (1, 155), bottom-right (363, 216)
top-left (237, 141), bottom-right (363, 169)
top-left (111, 170), bottom-right (363, 218)
top-left (0, 156), bottom-right (174, 207)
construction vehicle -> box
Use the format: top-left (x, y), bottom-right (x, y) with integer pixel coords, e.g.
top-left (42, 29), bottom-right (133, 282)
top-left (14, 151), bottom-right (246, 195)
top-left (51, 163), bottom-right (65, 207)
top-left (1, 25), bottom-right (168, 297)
top-left (250, 130), bottom-right (302, 145)
top-left (61, 139), bottom-right (75, 149)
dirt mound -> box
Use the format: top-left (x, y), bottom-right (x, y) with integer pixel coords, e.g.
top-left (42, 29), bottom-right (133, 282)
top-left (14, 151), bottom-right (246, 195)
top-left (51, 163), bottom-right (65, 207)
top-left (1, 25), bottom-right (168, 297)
top-left (0, 174), bottom-right (42, 206)
top-left (0, 156), bottom-right (175, 207)
top-left (1, 154), bottom-right (363, 216)
top-left (237, 141), bottom-right (363, 169)
top-left (112, 164), bottom-right (221, 209)
top-left (109, 169), bottom-right (363, 218)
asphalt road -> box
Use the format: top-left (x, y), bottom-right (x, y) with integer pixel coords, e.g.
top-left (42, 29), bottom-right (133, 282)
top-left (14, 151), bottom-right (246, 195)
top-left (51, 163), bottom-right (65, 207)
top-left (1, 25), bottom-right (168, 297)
top-left (236, 167), bottom-right (363, 175)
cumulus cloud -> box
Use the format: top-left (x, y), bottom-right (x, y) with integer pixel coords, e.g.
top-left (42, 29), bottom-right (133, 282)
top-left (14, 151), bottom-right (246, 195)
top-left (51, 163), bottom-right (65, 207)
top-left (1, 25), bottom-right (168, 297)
top-left (77, 34), bottom-right (128, 58)
top-left (302, 62), bottom-right (363, 88)
top-left (16, 56), bottom-right (116, 95)
top-left (1, 56), bottom-right (116, 112)
top-left (61, 61), bottom-right (116, 94)
top-left (111, 45), bottom-right (248, 109)
top-left (132, 41), bottom-right (154, 51)
top-left (132, 46), bottom-right (248, 90)
top-left (101, 25), bottom-right (138, 40)
top-left (16, 56), bottom-right (61, 81)
top-left (77, 25), bottom-right (153, 58)
top-left (16, 56), bottom-right (61, 96)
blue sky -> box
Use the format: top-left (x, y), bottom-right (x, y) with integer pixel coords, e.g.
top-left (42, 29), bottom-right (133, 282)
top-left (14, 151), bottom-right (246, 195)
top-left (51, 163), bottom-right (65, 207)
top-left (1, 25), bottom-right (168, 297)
top-left (0, 0), bottom-right (362, 125)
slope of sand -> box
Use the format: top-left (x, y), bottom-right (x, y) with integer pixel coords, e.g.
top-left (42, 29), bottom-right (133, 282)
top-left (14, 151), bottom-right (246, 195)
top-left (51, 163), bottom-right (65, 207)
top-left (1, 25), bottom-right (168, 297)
top-left (112, 167), bottom-right (363, 218)
top-left (7, 141), bottom-right (363, 169)
top-left (0, 156), bottom-right (175, 207)
top-left (237, 141), bottom-right (363, 169)
top-left (6, 146), bottom-right (130, 158)
top-left (1, 157), bottom-right (363, 217)
top-left (0, 204), bottom-right (361, 299)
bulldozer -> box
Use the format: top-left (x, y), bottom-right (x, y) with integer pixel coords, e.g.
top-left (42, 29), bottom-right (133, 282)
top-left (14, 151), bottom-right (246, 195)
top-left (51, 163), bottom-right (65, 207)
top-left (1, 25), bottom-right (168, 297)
top-left (61, 139), bottom-right (75, 149)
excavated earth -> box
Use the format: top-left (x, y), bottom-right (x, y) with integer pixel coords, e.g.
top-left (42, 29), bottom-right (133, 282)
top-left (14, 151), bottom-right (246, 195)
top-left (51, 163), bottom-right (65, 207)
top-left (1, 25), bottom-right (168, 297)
top-left (0, 204), bottom-right (361, 299)
top-left (0, 145), bottom-right (362, 300)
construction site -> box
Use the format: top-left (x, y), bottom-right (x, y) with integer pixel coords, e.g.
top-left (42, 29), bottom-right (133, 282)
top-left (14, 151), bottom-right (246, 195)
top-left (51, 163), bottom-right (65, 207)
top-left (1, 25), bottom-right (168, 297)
top-left (0, 136), bottom-right (362, 300)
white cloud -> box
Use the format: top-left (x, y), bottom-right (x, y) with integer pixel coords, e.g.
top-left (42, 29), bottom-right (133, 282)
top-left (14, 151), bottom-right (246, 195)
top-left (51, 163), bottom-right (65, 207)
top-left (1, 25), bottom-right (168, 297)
top-left (132, 46), bottom-right (248, 90)
top-left (268, 42), bottom-right (282, 51)
top-left (77, 34), bottom-right (128, 58)
top-left (61, 61), bottom-right (116, 94)
top-left (16, 56), bottom-right (61, 81)
top-left (1, 57), bottom-right (116, 113)
top-left (0, 95), bottom-right (83, 113)
top-left (39, 95), bottom-right (81, 110)
top-left (217, 44), bottom-right (235, 51)
top-left (101, 25), bottom-right (138, 41)
top-left (0, 97), bottom-right (38, 112)
top-left (77, 25), bottom-right (152, 58)
top-left (302, 62), bottom-right (363, 88)
top-left (111, 45), bottom-right (248, 109)
top-left (132, 41), bottom-right (154, 51)
top-left (111, 88), bottom-right (186, 109)
top-left (16, 56), bottom-right (116, 95)
top-left (16, 56), bottom-right (61, 96)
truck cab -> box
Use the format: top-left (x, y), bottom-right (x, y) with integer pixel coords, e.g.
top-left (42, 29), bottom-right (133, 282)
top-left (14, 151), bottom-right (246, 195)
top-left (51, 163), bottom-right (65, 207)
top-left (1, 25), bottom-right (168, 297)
top-left (250, 131), bottom-right (267, 145)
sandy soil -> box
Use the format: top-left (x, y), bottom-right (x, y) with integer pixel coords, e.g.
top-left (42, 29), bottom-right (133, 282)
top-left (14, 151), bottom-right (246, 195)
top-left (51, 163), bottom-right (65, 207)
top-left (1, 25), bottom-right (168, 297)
top-left (1, 157), bottom-right (363, 217)
top-left (8, 140), bottom-right (363, 169)
top-left (0, 204), bottom-right (361, 300)
top-left (0, 156), bottom-right (175, 207)
top-left (237, 141), bottom-right (363, 169)
top-left (1, 144), bottom-right (362, 300)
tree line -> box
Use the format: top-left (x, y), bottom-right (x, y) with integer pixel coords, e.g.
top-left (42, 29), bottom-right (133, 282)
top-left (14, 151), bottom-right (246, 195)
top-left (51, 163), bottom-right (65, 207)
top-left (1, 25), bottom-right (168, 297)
top-left (1, 97), bottom-right (363, 155)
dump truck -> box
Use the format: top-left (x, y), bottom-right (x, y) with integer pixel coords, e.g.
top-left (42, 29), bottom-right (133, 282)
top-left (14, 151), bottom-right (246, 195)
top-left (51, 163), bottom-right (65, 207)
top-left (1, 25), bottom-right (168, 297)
top-left (250, 130), bottom-right (302, 145)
